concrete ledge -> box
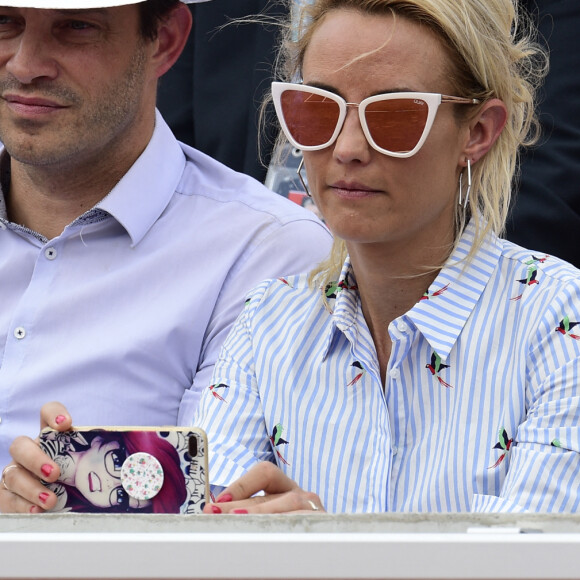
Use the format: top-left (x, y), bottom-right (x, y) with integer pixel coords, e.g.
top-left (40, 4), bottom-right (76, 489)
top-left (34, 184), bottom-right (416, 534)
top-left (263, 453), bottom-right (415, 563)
top-left (2, 513), bottom-right (580, 579)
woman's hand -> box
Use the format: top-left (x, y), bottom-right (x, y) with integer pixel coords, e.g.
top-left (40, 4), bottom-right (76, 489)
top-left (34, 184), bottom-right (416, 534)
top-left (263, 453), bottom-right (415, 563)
top-left (0, 402), bottom-right (72, 514)
top-left (203, 461), bottom-right (326, 514)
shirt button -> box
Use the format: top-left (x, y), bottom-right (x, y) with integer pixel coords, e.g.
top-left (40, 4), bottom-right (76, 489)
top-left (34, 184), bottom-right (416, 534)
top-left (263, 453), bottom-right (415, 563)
top-left (14, 327), bottom-right (26, 339)
top-left (45, 247), bottom-right (57, 260)
top-left (389, 368), bottom-right (400, 380)
top-left (392, 446), bottom-right (398, 456)
top-left (397, 321), bottom-right (408, 333)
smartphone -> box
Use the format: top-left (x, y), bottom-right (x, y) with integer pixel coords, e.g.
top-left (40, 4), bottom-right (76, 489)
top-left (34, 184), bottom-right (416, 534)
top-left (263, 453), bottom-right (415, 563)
top-left (38, 426), bottom-right (208, 514)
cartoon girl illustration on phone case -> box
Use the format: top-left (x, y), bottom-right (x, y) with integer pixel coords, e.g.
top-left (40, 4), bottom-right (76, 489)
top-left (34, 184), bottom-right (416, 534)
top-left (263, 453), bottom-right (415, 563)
top-left (40, 430), bottom-right (187, 513)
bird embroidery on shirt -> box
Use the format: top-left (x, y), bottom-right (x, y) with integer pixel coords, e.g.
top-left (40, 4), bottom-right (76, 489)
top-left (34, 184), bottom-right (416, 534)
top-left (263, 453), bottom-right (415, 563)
top-left (209, 383), bottom-right (229, 403)
top-left (270, 423), bottom-right (290, 465)
top-left (524, 254), bottom-right (548, 266)
top-left (325, 274), bottom-right (358, 300)
top-left (488, 428), bottom-right (513, 468)
top-left (347, 361), bottom-right (366, 386)
top-left (551, 439), bottom-right (562, 448)
top-left (425, 352), bottom-right (453, 388)
top-left (555, 316), bottom-right (580, 340)
top-left (420, 283), bottom-right (450, 301)
top-left (510, 265), bottom-right (539, 301)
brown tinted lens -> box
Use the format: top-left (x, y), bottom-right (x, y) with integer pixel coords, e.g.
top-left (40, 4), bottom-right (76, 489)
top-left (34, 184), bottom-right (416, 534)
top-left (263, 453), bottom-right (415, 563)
top-left (280, 90), bottom-right (341, 147)
top-left (364, 98), bottom-right (429, 153)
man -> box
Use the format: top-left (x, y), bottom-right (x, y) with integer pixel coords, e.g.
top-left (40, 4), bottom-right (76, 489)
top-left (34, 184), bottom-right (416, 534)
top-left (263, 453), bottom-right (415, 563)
top-left (0, 0), bottom-right (332, 510)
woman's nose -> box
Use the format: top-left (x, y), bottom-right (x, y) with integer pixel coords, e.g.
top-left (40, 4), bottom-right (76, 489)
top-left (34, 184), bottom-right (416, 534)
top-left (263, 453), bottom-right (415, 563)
top-left (332, 106), bottom-right (372, 164)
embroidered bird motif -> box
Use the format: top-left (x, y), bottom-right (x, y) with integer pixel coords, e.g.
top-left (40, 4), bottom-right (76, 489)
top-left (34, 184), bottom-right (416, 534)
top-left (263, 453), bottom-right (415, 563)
top-left (488, 428), bottom-right (513, 468)
top-left (209, 383), bottom-right (229, 402)
top-left (420, 283), bottom-right (450, 301)
top-left (270, 423), bottom-right (290, 465)
top-left (524, 254), bottom-right (548, 266)
top-left (555, 316), bottom-right (580, 340)
top-left (425, 352), bottom-right (453, 388)
top-left (347, 361), bottom-right (366, 386)
top-left (510, 265), bottom-right (538, 301)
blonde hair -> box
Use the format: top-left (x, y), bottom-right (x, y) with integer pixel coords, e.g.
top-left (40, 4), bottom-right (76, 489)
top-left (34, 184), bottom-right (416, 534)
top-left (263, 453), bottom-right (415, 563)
top-left (271, 0), bottom-right (547, 285)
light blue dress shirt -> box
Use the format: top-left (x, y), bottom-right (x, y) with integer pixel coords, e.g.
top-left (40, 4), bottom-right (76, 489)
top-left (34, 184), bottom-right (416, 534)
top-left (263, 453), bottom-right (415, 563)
top-left (195, 221), bottom-right (580, 512)
top-left (0, 111), bottom-right (332, 469)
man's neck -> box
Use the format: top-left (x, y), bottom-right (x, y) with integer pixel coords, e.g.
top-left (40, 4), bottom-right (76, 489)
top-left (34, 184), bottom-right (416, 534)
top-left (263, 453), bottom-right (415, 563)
top-left (3, 148), bottom-right (140, 240)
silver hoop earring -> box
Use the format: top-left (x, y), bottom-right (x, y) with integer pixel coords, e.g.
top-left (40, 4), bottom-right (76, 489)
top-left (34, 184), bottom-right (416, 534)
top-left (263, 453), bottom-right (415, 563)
top-left (297, 158), bottom-right (312, 198)
top-left (458, 159), bottom-right (472, 208)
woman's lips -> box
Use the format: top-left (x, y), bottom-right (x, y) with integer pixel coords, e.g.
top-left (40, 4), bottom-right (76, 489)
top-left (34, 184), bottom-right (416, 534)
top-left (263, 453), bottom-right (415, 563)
top-left (331, 181), bottom-right (381, 198)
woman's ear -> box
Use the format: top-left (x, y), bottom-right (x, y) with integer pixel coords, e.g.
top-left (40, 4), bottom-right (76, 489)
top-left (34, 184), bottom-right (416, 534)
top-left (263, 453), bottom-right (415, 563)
top-left (151, 3), bottom-right (193, 79)
top-left (462, 98), bottom-right (508, 164)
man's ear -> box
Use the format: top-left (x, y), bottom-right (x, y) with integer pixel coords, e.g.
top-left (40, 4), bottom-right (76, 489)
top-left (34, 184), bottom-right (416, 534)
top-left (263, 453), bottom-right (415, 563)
top-left (462, 98), bottom-right (508, 164)
top-left (151, 3), bottom-right (193, 79)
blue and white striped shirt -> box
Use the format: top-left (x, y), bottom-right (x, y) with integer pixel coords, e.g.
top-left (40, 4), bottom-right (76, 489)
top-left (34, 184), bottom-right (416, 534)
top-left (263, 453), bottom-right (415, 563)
top-left (195, 221), bottom-right (580, 513)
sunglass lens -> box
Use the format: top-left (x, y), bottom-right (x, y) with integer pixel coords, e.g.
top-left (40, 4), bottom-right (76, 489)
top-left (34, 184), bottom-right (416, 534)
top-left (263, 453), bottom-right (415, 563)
top-left (280, 90), bottom-right (340, 147)
top-left (365, 98), bottom-right (429, 153)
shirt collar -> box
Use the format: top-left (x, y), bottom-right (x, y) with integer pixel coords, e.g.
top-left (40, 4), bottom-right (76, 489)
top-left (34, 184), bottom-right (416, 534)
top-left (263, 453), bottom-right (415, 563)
top-left (319, 257), bottom-right (359, 360)
top-left (320, 219), bottom-right (502, 362)
top-left (0, 111), bottom-right (186, 246)
top-left (96, 109), bottom-right (186, 247)
top-left (407, 220), bottom-right (502, 360)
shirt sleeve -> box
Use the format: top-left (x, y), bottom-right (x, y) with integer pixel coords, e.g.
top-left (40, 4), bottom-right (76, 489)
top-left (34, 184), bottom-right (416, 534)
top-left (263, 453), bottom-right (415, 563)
top-left (472, 280), bottom-right (580, 512)
top-left (178, 218), bottom-right (332, 425)
top-left (193, 282), bottom-right (277, 488)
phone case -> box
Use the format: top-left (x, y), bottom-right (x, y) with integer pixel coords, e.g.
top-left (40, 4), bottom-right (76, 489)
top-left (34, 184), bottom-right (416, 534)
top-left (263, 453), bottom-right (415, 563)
top-left (39, 426), bottom-right (208, 514)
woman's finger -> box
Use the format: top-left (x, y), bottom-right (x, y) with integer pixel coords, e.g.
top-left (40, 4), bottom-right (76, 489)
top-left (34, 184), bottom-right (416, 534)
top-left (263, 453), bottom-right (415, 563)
top-left (40, 402), bottom-right (72, 431)
top-left (9, 436), bottom-right (60, 483)
top-left (0, 463), bottom-right (56, 513)
top-left (215, 461), bottom-right (299, 503)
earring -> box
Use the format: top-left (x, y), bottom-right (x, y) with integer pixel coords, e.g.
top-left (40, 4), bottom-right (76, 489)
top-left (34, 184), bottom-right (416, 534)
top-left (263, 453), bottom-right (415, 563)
top-left (458, 159), bottom-right (472, 208)
top-left (297, 158), bottom-right (312, 198)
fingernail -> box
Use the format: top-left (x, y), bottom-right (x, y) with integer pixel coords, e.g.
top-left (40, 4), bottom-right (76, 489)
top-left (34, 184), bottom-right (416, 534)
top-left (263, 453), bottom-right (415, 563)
top-left (30, 505), bottom-right (42, 514)
top-left (232, 509), bottom-right (248, 514)
top-left (55, 415), bottom-right (66, 425)
top-left (39, 492), bottom-right (50, 504)
top-left (217, 493), bottom-right (233, 503)
top-left (41, 464), bottom-right (53, 477)
top-left (210, 505), bottom-right (222, 514)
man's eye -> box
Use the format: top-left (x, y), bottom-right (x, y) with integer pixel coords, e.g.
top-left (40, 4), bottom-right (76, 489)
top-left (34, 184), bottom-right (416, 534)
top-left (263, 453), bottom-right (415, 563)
top-left (68, 20), bottom-right (92, 30)
top-left (0, 15), bottom-right (19, 28)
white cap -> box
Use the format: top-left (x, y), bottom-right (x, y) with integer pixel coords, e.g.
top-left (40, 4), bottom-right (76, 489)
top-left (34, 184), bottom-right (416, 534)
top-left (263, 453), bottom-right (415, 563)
top-left (0, 0), bottom-right (211, 7)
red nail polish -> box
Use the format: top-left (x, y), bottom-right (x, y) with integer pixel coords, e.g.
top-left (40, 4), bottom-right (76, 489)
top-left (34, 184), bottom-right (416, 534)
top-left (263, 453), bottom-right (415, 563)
top-left (210, 505), bottom-right (222, 514)
top-left (39, 492), bottom-right (50, 504)
top-left (41, 464), bottom-right (53, 478)
top-left (30, 505), bottom-right (40, 514)
top-left (217, 493), bottom-right (233, 503)
top-left (55, 415), bottom-right (66, 425)
top-left (232, 509), bottom-right (248, 514)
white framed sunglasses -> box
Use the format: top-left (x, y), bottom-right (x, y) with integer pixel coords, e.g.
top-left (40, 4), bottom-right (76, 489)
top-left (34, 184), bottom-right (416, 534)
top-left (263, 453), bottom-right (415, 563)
top-left (272, 81), bottom-right (480, 158)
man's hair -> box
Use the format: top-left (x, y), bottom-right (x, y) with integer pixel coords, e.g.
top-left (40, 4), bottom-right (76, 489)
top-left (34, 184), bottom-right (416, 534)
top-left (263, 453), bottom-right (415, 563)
top-left (138, 0), bottom-right (181, 41)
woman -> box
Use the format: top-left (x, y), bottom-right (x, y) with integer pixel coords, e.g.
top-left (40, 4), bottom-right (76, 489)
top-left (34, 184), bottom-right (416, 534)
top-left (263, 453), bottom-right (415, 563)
top-left (195, 0), bottom-right (580, 514)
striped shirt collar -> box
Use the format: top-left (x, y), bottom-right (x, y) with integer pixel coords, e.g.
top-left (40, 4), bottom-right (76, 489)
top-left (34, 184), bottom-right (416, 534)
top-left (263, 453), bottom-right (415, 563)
top-left (323, 220), bottom-right (502, 362)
